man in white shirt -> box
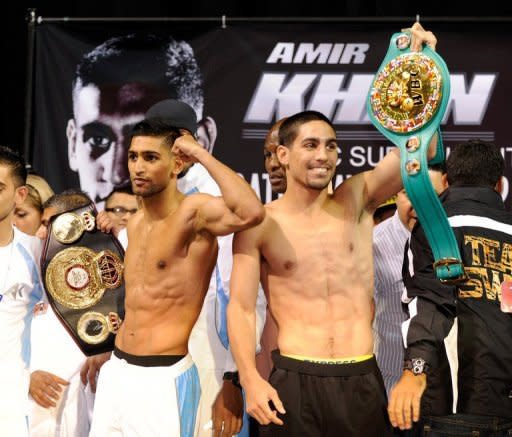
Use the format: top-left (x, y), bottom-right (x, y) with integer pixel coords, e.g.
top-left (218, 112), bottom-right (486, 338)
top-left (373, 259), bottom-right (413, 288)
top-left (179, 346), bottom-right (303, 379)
top-left (0, 146), bottom-right (44, 436)
top-left (28, 189), bottom-right (100, 437)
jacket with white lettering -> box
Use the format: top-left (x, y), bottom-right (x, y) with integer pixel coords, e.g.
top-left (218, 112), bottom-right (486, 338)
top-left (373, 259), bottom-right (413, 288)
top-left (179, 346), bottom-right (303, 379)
top-left (403, 185), bottom-right (512, 419)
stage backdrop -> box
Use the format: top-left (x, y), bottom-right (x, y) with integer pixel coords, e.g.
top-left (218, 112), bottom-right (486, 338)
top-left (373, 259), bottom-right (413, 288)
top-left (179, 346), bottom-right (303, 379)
top-left (31, 20), bottom-right (510, 206)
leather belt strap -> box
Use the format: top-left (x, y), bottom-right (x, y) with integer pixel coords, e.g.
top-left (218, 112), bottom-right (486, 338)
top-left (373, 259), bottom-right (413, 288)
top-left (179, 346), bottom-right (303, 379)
top-left (367, 31), bottom-right (465, 283)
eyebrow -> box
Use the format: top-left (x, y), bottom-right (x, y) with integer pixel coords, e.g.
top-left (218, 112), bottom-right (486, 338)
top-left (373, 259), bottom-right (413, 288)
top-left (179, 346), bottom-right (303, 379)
top-left (81, 121), bottom-right (115, 139)
top-left (128, 150), bottom-right (162, 157)
top-left (301, 137), bottom-right (337, 143)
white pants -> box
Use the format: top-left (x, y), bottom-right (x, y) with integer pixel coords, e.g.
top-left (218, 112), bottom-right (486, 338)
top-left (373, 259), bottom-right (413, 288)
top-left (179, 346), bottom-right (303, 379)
top-left (90, 352), bottom-right (200, 436)
top-left (0, 364), bottom-right (30, 436)
top-left (194, 368), bottom-right (222, 437)
top-left (28, 377), bottom-right (94, 437)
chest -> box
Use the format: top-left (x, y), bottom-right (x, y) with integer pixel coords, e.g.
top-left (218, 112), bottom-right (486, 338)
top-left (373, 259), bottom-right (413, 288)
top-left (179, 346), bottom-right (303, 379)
top-left (0, 258), bottom-right (37, 309)
top-left (262, 215), bottom-right (369, 275)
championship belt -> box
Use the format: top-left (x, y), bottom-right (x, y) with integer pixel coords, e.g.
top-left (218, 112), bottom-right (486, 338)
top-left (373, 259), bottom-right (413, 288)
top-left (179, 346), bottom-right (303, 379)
top-left (41, 203), bottom-right (125, 355)
top-left (367, 31), bottom-right (465, 283)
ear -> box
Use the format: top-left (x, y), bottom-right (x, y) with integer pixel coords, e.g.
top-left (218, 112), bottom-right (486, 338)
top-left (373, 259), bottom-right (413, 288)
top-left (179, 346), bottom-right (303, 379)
top-left (495, 176), bottom-right (504, 195)
top-left (171, 154), bottom-right (185, 177)
top-left (276, 145), bottom-right (289, 167)
top-left (441, 173), bottom-right (449, 189)
top-left (15, 186), bottom-right (28, 207)
top-left (67, 118), bottom-right (78, 171)
top-left (196, 116), bottom-right (217, 154)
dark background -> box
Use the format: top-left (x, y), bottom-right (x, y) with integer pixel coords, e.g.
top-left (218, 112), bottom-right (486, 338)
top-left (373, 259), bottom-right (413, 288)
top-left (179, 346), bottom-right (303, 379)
top-left (2, 1), bottom-right (512, 156)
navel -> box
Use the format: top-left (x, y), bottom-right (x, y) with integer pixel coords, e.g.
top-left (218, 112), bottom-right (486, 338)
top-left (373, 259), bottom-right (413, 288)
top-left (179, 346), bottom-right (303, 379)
top-left (157, 260), bottom-right (167, 269)
top-left (348, 242), bottom-right (354, 252)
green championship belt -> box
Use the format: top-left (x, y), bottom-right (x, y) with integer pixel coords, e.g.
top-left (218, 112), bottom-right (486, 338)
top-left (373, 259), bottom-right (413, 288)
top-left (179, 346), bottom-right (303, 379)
top-left (367, 31), bottom-right (465, 283)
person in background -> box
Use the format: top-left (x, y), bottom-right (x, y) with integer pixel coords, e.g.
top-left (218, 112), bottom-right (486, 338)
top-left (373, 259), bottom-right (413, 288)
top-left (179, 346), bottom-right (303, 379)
top-left (29, 189), bottom-right (112, 437)
top-left (389, 140), bottom-right (512, 436)
top-left (373, 195), bottom-right (397, 226)
top-left (0, 145), bottom-right (42, 436)
top-left (256, 118), bottom-right (287, 382)
top-left (373, 164), bottom-right (447, 403)
top-left (104, 185), bottom-right (139, 230)
top-left (14, 173), bottom-right (54, 236)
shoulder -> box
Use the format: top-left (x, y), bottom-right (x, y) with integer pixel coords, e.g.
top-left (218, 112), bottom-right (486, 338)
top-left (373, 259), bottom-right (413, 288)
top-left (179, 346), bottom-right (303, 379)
top-left (262, 199), bottom-right (287, 228)
top-left (179, 192), bottom-right (218, 214)
top-left (333, 173), bottom-right (366, 204)
top-left (14, 228), bottom-right (42, 259)
top-left (233, 204), bottom-right (275, 245)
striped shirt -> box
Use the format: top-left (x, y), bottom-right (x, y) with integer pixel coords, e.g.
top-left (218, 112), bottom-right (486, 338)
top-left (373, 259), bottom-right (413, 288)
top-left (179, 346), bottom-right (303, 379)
top-left (372, 211), bottom-right (409, 395)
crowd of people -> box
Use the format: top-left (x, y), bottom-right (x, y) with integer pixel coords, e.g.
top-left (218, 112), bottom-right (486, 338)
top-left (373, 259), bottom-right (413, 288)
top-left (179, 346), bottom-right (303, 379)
top-left (1, 20), bottom-right (511, 437)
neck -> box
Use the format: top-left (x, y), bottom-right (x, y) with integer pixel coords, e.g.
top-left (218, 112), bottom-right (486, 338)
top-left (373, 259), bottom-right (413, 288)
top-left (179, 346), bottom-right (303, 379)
top-left (141, 183), bottom-right (183, 222)
top-left (0, 216), bottom-right (14, 247)
top-left (281, 182), bottom-right (329, 212)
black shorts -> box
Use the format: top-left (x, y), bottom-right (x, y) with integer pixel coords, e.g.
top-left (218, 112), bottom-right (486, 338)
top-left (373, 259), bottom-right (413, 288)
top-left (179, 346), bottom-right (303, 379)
top-left (259, 351), bottom-right (392, 437)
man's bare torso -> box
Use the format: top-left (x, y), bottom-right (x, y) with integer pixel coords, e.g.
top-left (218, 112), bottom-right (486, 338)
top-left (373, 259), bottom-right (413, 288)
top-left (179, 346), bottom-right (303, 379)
top-left (117, 200), bottom-right (217, 356)
top-left (260, 191), bottom-right (375, 359)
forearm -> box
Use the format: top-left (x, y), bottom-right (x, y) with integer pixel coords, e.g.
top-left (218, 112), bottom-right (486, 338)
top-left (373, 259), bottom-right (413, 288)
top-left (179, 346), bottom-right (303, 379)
top-left (227, 302), bottom-right (260, 384)
top-left (195, 148), bottom-right (263, 222)
top-left (427, 131), bottom-right (439, 160)
top-left (403, 227), bottom-right (457, 368)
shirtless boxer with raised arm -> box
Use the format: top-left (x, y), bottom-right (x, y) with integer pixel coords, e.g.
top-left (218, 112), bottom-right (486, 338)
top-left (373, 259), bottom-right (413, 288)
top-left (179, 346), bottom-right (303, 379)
top-left (227, 22), bottom-right (438, 437)
top-left (89, 107), bottom-right (265, 436)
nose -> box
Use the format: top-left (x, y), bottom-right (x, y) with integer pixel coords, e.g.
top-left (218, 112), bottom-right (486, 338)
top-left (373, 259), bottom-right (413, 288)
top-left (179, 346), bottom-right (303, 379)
top-left (111, 143), bottom-right (129, 186)
top-left (315, 145), bottom-right (328, 161)
top-left (132, 156), bottom-right (146, 175)
top-left (268, 153), bottom-right (281, 171)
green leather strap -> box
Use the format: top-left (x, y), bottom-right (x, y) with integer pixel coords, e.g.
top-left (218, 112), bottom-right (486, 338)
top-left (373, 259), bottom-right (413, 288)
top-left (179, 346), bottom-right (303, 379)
top-left (367, 31), bottom-right (464, 282)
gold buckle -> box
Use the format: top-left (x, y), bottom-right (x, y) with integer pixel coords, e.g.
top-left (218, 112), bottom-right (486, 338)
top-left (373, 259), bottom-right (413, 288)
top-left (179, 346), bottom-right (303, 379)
top-left (433, 258), bottom-right (467, 284)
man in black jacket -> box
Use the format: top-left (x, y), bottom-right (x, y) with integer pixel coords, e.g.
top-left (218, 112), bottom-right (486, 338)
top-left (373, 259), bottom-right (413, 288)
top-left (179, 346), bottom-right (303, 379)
top-left (389, 140), bottom-right (512, 436)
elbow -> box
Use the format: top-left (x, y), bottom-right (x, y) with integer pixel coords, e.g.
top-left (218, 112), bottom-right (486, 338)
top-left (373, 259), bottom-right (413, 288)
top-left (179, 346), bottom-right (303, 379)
top-left (250, 204), bottom-right (266, 226)
top-left (241, 203), bottom-right (266, 227)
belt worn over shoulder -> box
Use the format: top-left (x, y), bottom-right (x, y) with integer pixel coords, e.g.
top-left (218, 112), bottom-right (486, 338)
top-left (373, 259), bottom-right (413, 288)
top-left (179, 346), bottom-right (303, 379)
top-left (41, 203), bottom-right (126, 356)
top-left (367, 31), bottom-right (465, 283)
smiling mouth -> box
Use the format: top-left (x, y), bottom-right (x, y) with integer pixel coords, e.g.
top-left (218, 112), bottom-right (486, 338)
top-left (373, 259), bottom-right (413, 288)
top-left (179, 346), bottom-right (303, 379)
top-left (309, 167), bottom-right (330, 175)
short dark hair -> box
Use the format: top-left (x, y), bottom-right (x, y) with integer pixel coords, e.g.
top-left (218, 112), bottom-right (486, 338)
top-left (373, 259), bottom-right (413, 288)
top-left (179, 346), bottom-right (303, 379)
top-left (428, 162), bottom-right (446, 174)
top-left (73, 33), bottom-right (204, 119)
top-left (446, 140), bottom-right (503, 187)
top-left (278, 111), bottom-right (334, 147)
top-left (0, 145), bottom-right (27, 187)
top-left (43, 189), bottom-right (92, 215)
top-left (105, 184), bottom-right (135, 205)
top-left (130, 119), bottom-right (181, 149)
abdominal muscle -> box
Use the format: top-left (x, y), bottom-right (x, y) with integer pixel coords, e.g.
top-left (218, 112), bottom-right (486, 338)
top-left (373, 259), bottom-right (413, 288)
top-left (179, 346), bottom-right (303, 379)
top-left (269, 278), bottom-right (374, 359)
top-left (116, 277), bottom-right (207, 356)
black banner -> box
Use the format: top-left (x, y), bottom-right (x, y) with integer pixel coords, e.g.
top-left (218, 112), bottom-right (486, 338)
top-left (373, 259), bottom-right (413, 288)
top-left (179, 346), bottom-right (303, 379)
top-left (32, 21), bottom-right (511, 206)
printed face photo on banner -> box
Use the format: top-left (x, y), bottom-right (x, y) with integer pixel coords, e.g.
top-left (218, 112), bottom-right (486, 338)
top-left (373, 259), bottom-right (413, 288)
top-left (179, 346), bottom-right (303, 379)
top-left (31, 22), bottom-right (510, 207)
top-left (64, 33), bottom-right (217, 204)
